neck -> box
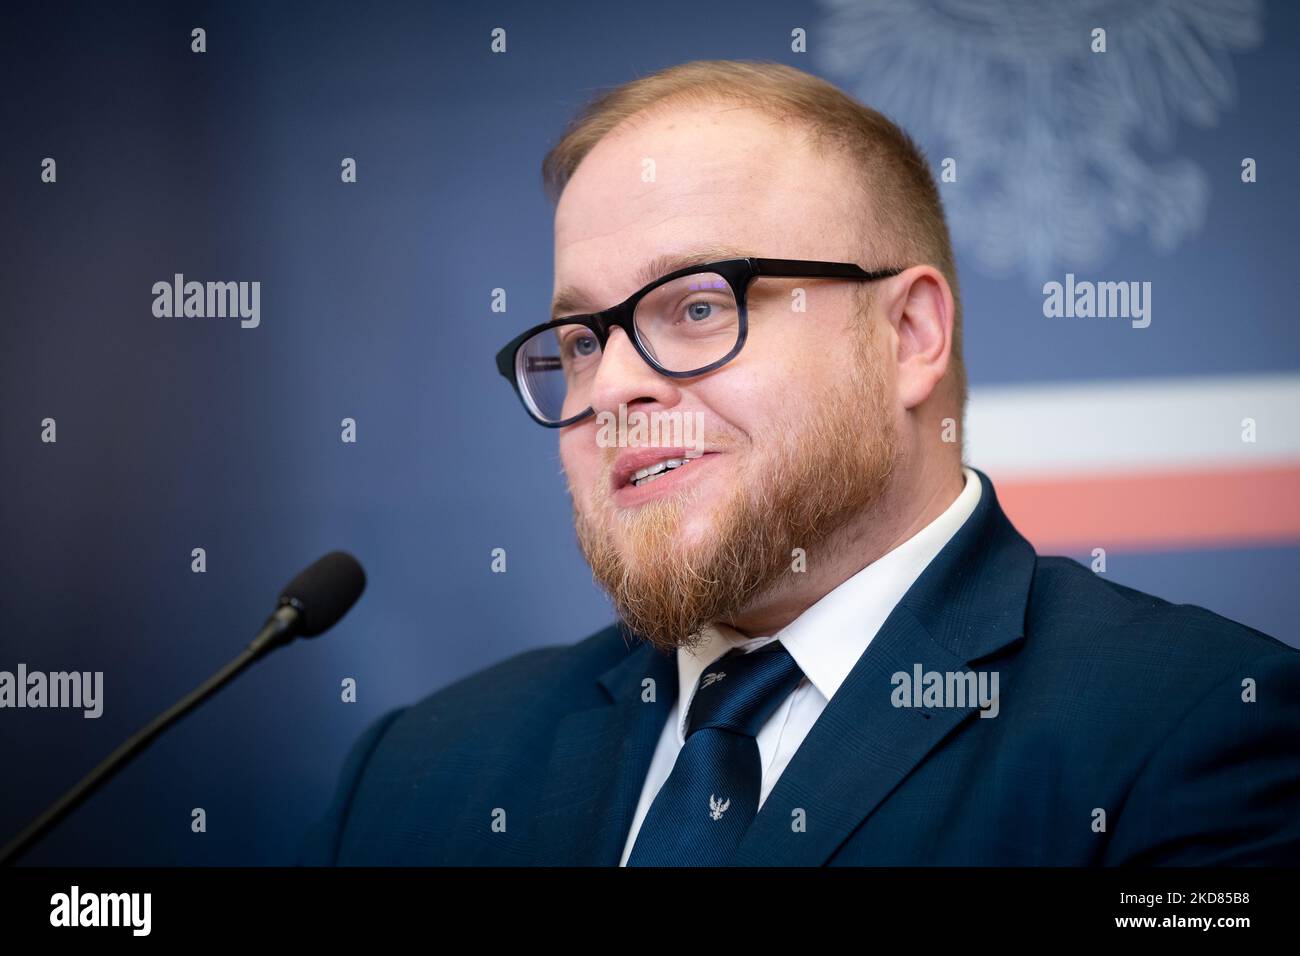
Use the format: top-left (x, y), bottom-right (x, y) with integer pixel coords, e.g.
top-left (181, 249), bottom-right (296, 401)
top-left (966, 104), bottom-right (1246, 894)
top-left (724, 458), bottom-right (965, 638)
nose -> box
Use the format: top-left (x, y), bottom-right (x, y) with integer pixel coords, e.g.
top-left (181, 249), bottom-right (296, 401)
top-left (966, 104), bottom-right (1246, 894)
top-left (585, 326), bottom-right (681, 418)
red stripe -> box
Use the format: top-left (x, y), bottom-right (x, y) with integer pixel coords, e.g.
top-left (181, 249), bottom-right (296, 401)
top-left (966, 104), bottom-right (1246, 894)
top-left (992, 463), bottom-right (1300, 553)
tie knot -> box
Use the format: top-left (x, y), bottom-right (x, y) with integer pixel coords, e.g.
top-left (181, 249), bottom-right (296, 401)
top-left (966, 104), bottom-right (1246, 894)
top-left (685, 640), bottom-right (804, 739)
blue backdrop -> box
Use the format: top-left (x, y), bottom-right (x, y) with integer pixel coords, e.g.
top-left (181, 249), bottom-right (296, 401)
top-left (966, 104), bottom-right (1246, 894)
top-left (1, 0), bottom-right (1296, 864)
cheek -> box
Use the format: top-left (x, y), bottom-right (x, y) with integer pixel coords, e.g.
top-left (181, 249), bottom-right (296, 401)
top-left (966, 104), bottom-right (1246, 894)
top-left (559, 431), bottom-right (600, 492)
top-left (711, 324), bottom-right (834, 431)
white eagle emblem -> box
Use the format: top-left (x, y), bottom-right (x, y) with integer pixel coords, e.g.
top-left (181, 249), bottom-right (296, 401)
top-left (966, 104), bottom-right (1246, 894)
top-left (709, 794), bottom-right (731, 821)
top-left (700, 671), bottom-right (725, 689)
top-left (816, 0), bottom-right (1264, 279)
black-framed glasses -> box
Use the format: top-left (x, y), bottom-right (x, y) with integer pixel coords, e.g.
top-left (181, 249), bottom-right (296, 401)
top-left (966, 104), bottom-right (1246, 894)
top-left (494, 257), bottom-right (903, 427)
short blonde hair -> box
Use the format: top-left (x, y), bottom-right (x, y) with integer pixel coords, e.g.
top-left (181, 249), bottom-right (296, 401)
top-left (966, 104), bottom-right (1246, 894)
top-left (542, 59), bottom-right (966, 413)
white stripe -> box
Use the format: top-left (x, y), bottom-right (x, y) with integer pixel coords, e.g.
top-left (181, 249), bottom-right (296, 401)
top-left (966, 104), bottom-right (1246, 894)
top-left (966, 374), bottom-right (1300, 477)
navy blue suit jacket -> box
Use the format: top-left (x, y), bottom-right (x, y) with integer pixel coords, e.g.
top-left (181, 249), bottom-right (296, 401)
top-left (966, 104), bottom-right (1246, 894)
top-left (299, 468), bottom-right (1300, 865)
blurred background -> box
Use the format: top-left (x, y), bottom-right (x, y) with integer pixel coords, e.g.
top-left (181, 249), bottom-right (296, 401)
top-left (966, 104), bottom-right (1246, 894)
top-left (1, 0), bottom-right (1295, 864)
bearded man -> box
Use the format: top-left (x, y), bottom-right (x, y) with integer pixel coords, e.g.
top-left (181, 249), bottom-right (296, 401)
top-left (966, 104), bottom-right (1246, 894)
top-left (300, 60), bottom-right (1300, 867)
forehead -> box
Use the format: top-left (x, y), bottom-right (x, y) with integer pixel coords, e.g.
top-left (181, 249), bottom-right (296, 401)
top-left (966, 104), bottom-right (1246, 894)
top-left (552, 102), bottom-right (860, 309)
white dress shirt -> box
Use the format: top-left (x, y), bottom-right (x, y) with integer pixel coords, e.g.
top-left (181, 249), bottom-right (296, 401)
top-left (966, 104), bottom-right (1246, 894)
top-left (619, 465), bottom-right (982, 865)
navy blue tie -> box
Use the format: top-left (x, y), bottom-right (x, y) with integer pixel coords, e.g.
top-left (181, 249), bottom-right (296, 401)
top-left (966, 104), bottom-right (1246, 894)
top-left (626, 640), bottom-right (805, 866)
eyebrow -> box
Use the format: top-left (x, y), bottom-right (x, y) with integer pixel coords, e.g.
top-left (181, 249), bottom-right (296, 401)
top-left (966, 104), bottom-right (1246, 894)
top-left (550, 243), bottom-right (751, 320)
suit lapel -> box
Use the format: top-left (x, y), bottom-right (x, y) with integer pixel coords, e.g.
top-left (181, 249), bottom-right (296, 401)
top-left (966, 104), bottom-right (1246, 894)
top-left (731, 467), bottom-right (1036, 865)
top-left (530, 633), bottom-right (677, 865)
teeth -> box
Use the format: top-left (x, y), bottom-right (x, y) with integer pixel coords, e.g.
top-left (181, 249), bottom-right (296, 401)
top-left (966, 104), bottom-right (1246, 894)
top-left (631, 457), bottom-right (691, 487)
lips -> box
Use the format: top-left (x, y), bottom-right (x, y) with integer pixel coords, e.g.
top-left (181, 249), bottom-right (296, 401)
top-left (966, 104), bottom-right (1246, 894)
top-left (611, 447), bottom-right (712, 492)
top-left (629, 456), bottom-right (695, 487)
top-left (608, 449), bottom-right (720, 508)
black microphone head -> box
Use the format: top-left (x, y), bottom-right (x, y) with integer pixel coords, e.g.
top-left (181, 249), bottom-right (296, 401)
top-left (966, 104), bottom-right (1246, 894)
top-left (278, 551), bottom-right (366, 637)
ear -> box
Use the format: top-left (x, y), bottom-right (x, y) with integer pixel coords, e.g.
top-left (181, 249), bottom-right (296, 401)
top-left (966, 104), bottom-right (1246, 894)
top-left (882, 265), bottom-right (954, 411)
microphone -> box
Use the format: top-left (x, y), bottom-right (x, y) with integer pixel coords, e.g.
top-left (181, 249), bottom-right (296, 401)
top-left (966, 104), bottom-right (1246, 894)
top-left (0, 550), bottom-right (366, 866)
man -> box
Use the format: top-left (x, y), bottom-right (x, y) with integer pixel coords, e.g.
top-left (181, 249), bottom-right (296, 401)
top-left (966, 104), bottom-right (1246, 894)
top-left (300, 60), bottom-right (1300, 866)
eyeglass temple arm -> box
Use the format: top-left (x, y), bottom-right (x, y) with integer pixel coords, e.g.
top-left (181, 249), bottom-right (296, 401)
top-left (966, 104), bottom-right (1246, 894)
top-left (750, 258), bottom-right (904, 281)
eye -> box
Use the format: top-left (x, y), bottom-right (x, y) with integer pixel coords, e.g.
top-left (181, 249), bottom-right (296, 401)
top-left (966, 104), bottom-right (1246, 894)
top-left (685, 301), bottom-right (715, 322)
top-left (558, 328), bottom-right (600, 364)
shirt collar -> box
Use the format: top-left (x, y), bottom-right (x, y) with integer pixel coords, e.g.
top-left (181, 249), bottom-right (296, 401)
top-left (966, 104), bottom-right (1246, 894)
top-left (673, 466), bottom-right (982, 746)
